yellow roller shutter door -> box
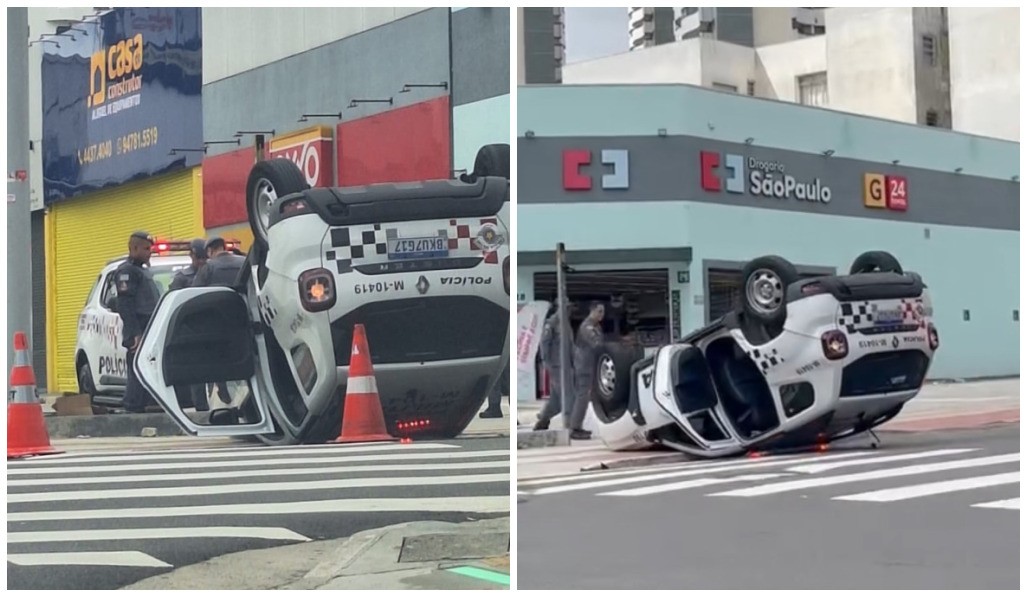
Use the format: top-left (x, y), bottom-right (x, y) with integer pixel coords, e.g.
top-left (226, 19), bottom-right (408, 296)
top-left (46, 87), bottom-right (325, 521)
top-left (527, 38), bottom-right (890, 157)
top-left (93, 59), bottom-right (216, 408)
top-left (49, 168), bottom-right (202, 393)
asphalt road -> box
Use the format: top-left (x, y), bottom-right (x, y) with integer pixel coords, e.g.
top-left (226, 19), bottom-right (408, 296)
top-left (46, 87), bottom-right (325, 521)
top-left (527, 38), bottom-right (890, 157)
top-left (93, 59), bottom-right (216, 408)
top-left (518, 425), bottom-right (1019, 590)
top-left (7, 437), bottom-right (509, 590)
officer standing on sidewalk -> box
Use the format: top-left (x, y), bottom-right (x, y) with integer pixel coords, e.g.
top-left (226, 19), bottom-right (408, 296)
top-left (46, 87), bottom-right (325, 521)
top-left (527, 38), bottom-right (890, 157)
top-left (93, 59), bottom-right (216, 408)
top-left (115, 231), bottom-right (161, 413)
top-left (534, 302), bottom-right (572, 431)
top-left (568, 301), bottom-right (606, 440)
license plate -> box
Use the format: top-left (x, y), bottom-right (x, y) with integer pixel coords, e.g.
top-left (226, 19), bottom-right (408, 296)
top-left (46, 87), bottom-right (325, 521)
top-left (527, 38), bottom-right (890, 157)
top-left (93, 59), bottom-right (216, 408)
top-left (874, 308), bottom-right (903, 324)
top-left (388, 236), bottom-right (449, 260)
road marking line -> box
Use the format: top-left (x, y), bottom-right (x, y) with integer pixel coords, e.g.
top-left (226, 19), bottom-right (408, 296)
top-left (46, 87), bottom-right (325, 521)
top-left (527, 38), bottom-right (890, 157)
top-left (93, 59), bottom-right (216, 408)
top-left (8, 473), bottom-right (510, 503)
top-left (7, 551), bottom-right (172, 568)
top-left (971, 498), bottom-right (1020, 510)
top-left (598, 473), bottom-right (786, 497)
top-left (6, 449), bottom-right (510, 477)
top-left (709, 453), bottom-right (1020, 497)
top-left (8, 526), bottom-right (311, 544)
top-left (834, 472), bottom-right (1020, 502)
top-left (8, 460), bottom-right (510, 488)
top-left (528, 452), bottom-right (873, 495)
top-left (786, 448), bottom-right (979, 474)
top-left (518, 452), bottom-right (811, 486)
top-left (8, 496), bottom-right (511, 522)
top-left (7, 442), bottom-right (459, 468)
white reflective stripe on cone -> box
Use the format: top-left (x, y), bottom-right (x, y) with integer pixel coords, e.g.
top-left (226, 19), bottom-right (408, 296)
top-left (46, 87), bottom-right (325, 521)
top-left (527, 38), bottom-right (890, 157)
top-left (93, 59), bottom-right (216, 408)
top-left (347, 376), bottom-right (378, 394)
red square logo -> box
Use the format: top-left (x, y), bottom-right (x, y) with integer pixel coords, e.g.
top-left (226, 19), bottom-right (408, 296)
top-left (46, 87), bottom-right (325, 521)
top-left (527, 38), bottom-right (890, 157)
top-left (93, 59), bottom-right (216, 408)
top-left (885, 175), bottom-right (908, 211)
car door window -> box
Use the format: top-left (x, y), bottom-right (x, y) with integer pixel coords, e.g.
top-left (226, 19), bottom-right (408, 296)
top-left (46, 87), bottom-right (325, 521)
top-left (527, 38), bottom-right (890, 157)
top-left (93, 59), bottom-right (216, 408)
top-left (99, 273), bottom-right (119, 312)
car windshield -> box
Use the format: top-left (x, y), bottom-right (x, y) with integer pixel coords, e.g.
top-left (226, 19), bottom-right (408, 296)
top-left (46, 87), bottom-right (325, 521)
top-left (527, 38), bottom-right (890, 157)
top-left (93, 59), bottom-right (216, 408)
top-left (149, 263), bottom-right (188, 295)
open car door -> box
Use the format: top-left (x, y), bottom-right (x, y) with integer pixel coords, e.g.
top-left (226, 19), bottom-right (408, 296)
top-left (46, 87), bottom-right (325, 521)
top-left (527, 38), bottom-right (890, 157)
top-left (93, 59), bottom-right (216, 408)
top-left (134, 287), bottom-right (277, 436)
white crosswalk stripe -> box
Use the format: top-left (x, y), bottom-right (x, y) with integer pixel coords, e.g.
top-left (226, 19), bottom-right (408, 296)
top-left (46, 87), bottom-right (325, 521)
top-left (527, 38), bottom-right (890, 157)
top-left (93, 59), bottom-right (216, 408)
top-left (519, 447), bottom-right (1019, 512)
top-left (7, 441), bottom-right (509, 579)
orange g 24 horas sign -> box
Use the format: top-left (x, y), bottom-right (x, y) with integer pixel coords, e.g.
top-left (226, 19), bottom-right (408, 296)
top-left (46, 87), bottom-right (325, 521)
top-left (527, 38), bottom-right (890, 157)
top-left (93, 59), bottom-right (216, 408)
top-left (863, 173), bottom-right (908, 212)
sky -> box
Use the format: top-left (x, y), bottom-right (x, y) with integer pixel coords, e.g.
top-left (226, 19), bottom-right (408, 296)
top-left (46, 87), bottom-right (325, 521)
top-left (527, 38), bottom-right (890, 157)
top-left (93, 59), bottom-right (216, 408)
top-left (564, 7), bottom-right (629, 64)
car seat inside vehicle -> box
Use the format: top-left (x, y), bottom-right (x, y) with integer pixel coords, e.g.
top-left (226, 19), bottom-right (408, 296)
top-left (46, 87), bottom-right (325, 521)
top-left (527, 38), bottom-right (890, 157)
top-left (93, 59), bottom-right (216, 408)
top-left (705, 337), bottom-right (779, 438)
top-left (670, 346), bottom-right (719, 415)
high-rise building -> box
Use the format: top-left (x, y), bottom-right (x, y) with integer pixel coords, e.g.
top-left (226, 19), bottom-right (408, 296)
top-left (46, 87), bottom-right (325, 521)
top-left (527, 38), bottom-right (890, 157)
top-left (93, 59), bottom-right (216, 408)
top-left (518, 7), bottom-right (566, 84)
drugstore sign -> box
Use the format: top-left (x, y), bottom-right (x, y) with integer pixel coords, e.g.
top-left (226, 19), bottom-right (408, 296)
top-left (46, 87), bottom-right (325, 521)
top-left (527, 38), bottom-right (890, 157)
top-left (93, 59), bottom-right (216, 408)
top-left (40, 7), bottom-right (203, 203)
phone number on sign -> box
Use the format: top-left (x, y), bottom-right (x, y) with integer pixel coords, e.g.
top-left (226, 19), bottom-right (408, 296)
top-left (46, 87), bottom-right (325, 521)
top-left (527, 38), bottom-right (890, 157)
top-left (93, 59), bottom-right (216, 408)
top-left (76, 126), bottom-right (160, 165)
top-left (354, 281), bottom-right (406, 294)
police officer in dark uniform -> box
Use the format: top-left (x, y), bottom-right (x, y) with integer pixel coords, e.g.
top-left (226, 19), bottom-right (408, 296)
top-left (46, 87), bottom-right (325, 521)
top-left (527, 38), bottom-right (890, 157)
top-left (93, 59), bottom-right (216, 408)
top-left (168, 238), bottom-right (208, 291)
top-left (192, 237), bottom-right (246, 288)
top-left (115, 231), bottom-right (161, 413)
top-left (192, 237), bottom-right (247, 406)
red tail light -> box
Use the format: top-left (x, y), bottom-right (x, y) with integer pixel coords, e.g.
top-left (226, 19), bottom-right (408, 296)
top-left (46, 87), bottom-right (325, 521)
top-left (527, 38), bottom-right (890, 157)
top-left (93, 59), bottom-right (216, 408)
top-left (821, 330), bottom-right (849, 360)
top-left (280, 197), bottom-right (311, 216)
top-left (298, 268), bottom-right (336, 312)
top-left (502, 256), bottom-right (510, 295)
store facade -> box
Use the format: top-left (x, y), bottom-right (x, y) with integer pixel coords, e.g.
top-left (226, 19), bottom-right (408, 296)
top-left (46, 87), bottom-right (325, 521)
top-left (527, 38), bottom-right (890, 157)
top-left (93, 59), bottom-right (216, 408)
top-left (517, 84), bottom-right (1019, 388)
top-left (40, 7), bottom-right (204, 392)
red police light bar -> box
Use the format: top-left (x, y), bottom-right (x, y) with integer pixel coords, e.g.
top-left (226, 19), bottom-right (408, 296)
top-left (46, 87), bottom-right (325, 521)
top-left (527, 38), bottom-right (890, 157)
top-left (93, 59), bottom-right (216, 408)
top-left (151, 239), bottom-right (242, 255)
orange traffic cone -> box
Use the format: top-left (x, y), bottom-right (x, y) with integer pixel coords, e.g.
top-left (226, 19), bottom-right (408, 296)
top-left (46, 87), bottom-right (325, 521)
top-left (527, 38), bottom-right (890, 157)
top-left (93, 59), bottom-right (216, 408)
top-left (331, 324), bottom-right (397, 444)
top-left (8, 332), bottom-right (62, 459)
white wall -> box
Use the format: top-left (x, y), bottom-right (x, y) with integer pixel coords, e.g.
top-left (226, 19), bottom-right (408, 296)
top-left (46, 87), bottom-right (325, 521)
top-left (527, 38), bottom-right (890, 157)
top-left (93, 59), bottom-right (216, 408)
top-left (825, 7), bottom-right (918, 123)
top-left (755, 36), bottom-right (827, 102)
top-left (563, 38), bottom-right (706, 85)
top-left (27, 7), bottom-right (90, 211)
top-left (752, 7), bottom-right (801, 47)
top-left (948, 7), bottom-right (1020, 141)
top-left (202, 7), bottom-right (427, 84)
top-left (699, 38), bottom-right (755, 92)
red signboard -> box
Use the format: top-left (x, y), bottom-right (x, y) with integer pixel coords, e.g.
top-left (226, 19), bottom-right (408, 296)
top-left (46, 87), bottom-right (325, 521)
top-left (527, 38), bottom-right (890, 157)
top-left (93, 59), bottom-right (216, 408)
top-left (885, 175), bottom-right (909, 211)
top-left (202, 147), bottom-right (255, 228)
top-left (268, 126), bottom-right (334, 188)
top-left (336, 96), bottom-right (451, 187)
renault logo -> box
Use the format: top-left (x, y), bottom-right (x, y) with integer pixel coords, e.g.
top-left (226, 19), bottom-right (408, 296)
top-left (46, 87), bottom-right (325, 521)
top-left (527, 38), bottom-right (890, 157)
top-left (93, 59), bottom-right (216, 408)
top-left (416, 276), bottom-right (430, 295)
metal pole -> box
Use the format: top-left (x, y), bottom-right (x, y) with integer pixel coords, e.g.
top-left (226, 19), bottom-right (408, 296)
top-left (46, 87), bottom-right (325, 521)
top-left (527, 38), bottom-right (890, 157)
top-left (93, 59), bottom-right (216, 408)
top-left (556, 243), bottom-right (572, 428)
top-left (8, 8), bottom-right (33, 392)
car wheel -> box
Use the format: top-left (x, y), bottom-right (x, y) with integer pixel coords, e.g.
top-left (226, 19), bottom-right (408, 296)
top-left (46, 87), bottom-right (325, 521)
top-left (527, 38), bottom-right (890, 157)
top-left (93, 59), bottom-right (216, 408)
top-left (591, 343), bottom-right (637, 423)
top-left (850, 250), bottom-right (903, 275)
top-left (741, 255), bottom-right (799, 327)
top-left (468, 144), bottom-right (509, 180)
top-left (77, 360), bottom-right (96, 397)
top-left (245, 159), bottom-right (309, 250)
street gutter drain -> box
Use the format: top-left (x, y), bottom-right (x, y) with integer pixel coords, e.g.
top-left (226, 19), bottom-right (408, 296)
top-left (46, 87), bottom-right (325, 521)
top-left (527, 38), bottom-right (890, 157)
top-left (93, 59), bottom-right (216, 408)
top-left (398, 532), bottom-right (510, 563)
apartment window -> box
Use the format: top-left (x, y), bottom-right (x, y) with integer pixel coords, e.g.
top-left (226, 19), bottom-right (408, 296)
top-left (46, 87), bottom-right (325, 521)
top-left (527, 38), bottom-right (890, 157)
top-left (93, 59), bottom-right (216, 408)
top-left (922, 35), bottom-right (936, 66)
top-left (797, 72), bottom-right (828, 107)
top-left (746, 80), bottom-right (755, 96)
top-left (712, 82), bottom-right (738, 93)
top-left (925, 110), bottom-right (939, 127)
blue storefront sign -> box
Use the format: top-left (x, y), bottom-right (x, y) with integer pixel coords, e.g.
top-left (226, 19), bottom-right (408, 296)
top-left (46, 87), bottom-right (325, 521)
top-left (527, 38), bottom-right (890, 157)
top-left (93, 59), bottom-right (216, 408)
top-left (40, 7), bottom-right (202, 203)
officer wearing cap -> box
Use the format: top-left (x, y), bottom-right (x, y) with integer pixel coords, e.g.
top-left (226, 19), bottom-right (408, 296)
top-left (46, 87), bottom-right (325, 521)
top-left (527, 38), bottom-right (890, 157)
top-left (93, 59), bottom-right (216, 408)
top-left (169, 238), bottom-right (209, 291)
top-left (114, 231), bottom-right (161, 412)
top-left (192, 237), bottom-right (246, 288)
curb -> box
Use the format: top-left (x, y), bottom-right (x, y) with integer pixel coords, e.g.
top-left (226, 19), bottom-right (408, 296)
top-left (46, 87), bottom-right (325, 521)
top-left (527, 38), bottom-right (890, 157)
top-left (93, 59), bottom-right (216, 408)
top-left (516, 429), bottom-right (570, 449)
top-left (45, 413), bottom-right (185, 439)
top-left (578, 451), bottom-right (690, 472)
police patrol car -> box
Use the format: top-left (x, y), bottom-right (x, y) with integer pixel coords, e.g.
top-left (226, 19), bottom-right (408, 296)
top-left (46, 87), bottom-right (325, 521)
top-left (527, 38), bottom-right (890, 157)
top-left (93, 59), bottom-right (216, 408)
top-left (590, 251), bottom-right (940, 458)
top-left (75, 240), bottom-right (239, 409)
top-left (133, 144), bottom-right (511, 445)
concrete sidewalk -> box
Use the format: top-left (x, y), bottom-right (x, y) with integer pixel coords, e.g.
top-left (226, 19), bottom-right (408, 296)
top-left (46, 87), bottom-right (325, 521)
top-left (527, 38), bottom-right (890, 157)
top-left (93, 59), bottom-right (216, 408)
top-left (123, 517), bottom-right (511, 590)
top-left (516, 378), bottom-right (1020, 481)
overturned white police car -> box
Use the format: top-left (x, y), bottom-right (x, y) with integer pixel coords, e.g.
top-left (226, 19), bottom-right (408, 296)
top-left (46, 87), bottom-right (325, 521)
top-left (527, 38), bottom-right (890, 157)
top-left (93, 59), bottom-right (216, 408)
top-left (134, 144), bottom-right (511, 445)
top-left (591, 251), bottom-right (939, 458)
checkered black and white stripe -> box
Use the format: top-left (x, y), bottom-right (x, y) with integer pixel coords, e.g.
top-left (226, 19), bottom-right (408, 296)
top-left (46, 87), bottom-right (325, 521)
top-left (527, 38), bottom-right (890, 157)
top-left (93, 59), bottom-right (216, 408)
top-left (748, 347), bottom-right (783, 373)
top-left (325, 224), bottom-right (394, 274)
top-left (837, 302), bottom-right (875, 334)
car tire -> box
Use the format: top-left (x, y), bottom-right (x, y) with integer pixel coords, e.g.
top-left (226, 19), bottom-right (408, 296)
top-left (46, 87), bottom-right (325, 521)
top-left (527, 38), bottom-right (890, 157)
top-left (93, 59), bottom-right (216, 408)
top-left (741, 255), bottom-right (799, 327)
top-left (468, 143), bottom-right (510, 180)
top-left (245, 158), bottom-right (309, 251)
top-left (850, 250), bottom-right (903, 275)
top-left (591, 342), bottom-right (638, 423)
top-left (78, 360), bottom-right (96, 397)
